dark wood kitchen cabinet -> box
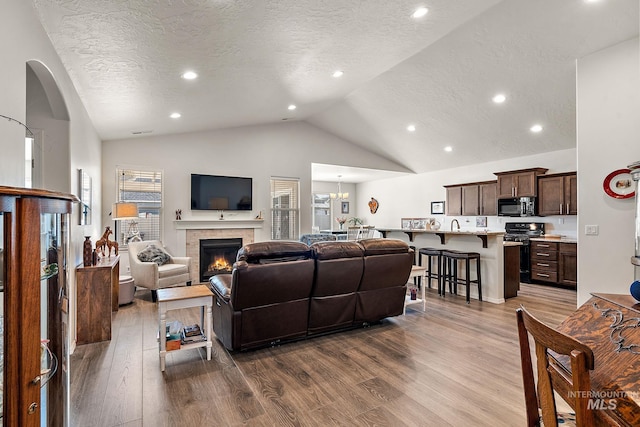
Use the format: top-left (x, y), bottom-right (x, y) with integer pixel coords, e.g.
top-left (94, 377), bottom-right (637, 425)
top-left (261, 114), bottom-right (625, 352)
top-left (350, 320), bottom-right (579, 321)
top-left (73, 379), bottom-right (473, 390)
top-left (445, 180), bottom-right (497, 216)
top-left (479, 181), bottom-right (497, 216)
top-left (494, 168), bottom-right (548, 199)
top-left (530, 240), bottom-right (577, 287)
top-left (462, 185), bottom-right (479, 216)
top-left (538, 172), bottom-right (577, 216)
top-left (559, 242), bottom-right (577, 286)
top-left (445, 185), bottom-right (462, 216)
top-left (530, 240), bottom-right (558, 283)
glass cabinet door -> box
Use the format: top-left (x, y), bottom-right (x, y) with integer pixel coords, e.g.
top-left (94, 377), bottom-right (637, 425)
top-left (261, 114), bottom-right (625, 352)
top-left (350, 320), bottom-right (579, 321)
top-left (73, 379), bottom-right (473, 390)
top-left (40, 211), bottom-right (70, 426)
top-left (0, 188), bottom-right (73, 427)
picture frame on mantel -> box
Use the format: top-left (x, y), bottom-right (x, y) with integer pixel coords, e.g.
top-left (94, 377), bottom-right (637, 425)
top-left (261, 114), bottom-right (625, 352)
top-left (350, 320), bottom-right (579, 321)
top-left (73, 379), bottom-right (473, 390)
top-left (431, 201), bottom-right (445, 215)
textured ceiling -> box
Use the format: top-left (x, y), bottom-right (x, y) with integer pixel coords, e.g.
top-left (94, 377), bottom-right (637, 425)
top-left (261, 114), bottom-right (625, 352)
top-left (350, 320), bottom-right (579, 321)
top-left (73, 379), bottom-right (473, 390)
top-left (33, 0), bottom-right (638, 179)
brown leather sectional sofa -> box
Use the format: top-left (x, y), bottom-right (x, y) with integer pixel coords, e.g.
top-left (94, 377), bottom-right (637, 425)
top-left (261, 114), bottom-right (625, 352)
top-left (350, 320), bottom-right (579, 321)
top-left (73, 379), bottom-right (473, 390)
top-left (209, 238), bottom-right (414, 351)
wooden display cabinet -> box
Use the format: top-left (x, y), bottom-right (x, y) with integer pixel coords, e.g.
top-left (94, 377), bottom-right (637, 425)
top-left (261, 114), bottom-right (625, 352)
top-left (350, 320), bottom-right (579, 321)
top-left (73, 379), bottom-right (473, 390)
top-left (1, 186), bottom-right (76, 426)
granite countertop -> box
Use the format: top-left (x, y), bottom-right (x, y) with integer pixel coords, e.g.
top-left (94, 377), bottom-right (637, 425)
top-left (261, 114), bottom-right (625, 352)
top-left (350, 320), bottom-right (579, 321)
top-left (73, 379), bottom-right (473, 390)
top-left (376, 228), bottom-right (505, 236)
top-left (530, 236), bottom-right (577, 244)
top-left (503, 241), bottom-right (523, 247)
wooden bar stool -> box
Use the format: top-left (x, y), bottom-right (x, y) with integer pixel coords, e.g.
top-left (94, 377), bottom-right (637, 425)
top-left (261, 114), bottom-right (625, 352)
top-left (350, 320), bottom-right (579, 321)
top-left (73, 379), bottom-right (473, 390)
top-left (441, 250), bottom-right (482, 303)
top-left (418, 247), bottom-right (443, 293)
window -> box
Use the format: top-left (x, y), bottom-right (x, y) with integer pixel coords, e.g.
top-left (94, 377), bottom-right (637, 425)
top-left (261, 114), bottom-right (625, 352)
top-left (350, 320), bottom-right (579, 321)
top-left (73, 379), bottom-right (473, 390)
top-left (270, 177), bottom-right (299, 240)
top-left (115, 167), bottom-right (163, 246)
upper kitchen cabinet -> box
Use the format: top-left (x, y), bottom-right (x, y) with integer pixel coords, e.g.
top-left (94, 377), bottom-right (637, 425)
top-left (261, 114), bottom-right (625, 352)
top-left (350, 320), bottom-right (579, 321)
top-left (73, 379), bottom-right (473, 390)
top-left (445, 185), bottom-right (463, 216)
top-left (538, 172), bottom-right (577, 216)
top-left (494, 168), bottom-right (548, 199)
top-left (445, 181), bottom-right (497, 216)
top-left (479, 181), bottom-right (497, 216)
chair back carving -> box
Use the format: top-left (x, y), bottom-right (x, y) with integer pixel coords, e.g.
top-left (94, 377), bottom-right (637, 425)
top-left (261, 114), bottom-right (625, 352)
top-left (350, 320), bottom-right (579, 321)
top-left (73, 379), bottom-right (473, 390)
top-left (516, 306), bottom-right (595, 427)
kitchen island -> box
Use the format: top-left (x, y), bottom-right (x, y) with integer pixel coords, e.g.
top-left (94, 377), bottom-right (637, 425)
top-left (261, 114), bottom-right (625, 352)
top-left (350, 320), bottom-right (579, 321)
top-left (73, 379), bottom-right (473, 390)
top-left (375, 228), bottom-right (508, 303)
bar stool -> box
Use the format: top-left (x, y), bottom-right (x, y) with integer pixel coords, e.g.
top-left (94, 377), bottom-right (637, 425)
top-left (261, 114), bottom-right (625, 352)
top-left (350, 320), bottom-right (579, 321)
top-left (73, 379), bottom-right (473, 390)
top-left (418, 247), bottom-right (443, 293)
top-left (441, 250), bottom-right (482, 303)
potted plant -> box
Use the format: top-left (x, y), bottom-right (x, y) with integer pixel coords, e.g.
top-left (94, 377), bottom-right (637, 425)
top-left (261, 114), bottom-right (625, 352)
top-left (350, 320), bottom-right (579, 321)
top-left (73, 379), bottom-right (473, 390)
top-left (348, 217), bottom-right (364, 226)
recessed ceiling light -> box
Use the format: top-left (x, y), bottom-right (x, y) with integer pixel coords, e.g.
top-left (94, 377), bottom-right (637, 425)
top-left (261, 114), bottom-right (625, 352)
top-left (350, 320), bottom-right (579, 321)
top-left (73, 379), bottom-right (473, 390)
top-left (407, 124), bottom-right (416, 132)
top-left (170, 112), bottom-right (181, 119)
top-left (332, 70), bottom-right (344, 78)
top-left (181, 71), bottom-right (198, 80)
top-left (288, 104), bottom-right (297, 111)
top-left (412, 7), bottom-right (429, 18)
top-left (444, 146), bottom-right (453, 152)
top-left (584, 0), bottom-right (601, 3)
top-left (492, 94), bottom-right (506, 104)
top-left (530, 124), bottom-right (543, 133)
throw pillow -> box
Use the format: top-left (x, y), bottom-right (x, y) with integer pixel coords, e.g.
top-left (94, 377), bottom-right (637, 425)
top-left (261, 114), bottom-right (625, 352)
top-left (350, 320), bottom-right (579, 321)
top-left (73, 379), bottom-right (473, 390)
top-left (137, 244), bottom-right (171, 265)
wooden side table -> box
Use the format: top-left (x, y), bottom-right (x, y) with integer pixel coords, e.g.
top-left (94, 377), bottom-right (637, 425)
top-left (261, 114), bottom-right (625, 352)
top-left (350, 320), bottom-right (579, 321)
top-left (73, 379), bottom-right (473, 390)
top-left (76, 255), bottom-right (120, 345)
top-left (404, 265), bottom-right (427, 314)
top-left (157, 285), bottom-right (213, 371)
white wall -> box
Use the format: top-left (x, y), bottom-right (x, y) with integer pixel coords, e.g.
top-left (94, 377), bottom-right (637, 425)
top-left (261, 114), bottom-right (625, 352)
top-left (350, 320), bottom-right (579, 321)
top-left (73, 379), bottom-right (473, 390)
top-left (355, 148), bottom-right (578, 237)
top-left (576, 37), bottom-right (640, 305)
top-left (102, 121), bottom-right (408, 255)
top-left (1, 0), bottom-right (103, 349)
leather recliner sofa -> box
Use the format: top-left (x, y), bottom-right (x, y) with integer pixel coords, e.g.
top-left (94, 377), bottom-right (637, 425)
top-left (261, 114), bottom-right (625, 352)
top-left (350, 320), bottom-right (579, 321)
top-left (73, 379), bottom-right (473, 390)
top-left (209, 238), bottom-right (413, 351)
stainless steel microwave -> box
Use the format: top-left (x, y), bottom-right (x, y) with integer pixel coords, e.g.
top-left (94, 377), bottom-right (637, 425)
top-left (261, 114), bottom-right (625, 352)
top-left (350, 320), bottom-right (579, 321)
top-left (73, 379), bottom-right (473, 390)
top-left (498, 197), bottom-right (536, 217)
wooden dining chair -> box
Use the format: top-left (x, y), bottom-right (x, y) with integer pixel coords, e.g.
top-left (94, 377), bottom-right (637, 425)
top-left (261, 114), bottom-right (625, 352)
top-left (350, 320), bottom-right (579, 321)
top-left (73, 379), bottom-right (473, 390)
top-left (516, 306), bottom-right (595, 427)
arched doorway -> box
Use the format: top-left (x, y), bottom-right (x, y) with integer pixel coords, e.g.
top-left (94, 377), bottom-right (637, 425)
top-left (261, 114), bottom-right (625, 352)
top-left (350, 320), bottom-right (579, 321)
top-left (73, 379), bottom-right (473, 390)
top-left (25, 60), bottom-right (70, 192)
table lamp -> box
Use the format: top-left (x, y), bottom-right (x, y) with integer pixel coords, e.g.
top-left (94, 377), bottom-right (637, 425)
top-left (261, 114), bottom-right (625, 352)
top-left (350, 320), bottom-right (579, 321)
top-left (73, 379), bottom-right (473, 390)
top-left (112, 202), bottom-right (141, 242)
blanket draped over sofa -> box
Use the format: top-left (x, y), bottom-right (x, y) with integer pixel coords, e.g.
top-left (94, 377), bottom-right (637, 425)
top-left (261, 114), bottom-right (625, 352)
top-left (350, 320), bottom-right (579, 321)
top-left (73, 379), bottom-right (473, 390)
top-left (209, 238), bottom-right (413, 351)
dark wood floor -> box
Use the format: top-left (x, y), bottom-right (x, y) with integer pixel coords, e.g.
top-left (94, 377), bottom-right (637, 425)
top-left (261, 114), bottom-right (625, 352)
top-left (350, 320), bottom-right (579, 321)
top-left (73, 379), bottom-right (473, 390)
top-left (70, 283), bottom-right (577, 426)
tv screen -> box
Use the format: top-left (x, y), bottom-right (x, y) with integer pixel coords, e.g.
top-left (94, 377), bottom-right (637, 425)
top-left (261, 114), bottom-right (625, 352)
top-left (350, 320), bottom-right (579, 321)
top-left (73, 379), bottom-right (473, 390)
top-left (191, 174), bottom-right (253, 211)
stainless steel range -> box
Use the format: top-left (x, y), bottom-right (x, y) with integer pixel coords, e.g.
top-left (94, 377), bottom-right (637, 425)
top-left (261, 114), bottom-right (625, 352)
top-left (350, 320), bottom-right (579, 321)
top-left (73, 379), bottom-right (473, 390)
top-left (504, 222), bottom-right (546, 283)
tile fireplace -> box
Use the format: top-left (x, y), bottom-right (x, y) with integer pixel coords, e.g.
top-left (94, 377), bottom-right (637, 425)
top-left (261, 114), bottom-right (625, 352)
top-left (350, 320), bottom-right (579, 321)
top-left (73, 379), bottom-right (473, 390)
top-left (199, 238), bottom-right (242, 282)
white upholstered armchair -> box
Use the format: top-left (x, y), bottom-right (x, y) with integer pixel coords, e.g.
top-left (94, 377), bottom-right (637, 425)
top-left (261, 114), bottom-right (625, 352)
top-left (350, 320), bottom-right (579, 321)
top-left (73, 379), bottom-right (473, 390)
top-left (128, 240), bottom-right (192, 302)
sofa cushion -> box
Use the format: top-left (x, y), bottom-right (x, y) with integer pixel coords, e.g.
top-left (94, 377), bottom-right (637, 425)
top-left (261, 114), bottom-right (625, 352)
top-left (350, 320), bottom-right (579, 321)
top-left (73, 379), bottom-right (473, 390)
top-left (237, 241), bottom-right (311, 264)
top-left (137, 244), bottom-right (171, 265)
top-left (312, 241), bottom-right (364, 260)
top-left (358, 238), bottom-right (410, 256)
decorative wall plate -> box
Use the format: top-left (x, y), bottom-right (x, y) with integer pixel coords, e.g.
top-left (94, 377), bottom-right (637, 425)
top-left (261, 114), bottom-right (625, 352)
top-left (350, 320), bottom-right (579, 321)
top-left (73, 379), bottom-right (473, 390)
top-left (603, 169), bottom-right (635, 199)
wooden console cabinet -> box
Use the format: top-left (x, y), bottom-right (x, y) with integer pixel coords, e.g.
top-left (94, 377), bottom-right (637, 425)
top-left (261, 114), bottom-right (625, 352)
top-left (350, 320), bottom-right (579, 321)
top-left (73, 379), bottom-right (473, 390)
top-left (76, 255), bottom-right (120, 345)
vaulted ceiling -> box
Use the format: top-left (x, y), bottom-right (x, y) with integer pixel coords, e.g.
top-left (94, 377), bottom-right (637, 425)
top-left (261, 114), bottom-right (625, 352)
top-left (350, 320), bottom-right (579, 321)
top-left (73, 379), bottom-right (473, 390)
top-left (33, 0), bottom-right (638, 178)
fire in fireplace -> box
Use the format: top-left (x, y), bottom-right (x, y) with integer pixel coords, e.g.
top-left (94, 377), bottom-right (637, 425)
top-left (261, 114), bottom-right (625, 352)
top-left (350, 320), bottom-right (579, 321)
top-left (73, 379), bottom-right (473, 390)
top-left (199, 238), bottom-right (242, 282)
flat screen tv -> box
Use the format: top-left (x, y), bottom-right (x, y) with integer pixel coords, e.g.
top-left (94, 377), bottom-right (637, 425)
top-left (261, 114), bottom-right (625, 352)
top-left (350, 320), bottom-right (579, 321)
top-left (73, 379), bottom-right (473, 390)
top-left (191, 174), bottom-right (253, 211)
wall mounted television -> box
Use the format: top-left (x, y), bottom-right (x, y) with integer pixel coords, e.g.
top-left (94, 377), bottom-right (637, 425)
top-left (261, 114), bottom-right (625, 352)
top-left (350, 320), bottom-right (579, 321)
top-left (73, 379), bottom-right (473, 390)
top-left (191, 174), bottom-right (253, 211)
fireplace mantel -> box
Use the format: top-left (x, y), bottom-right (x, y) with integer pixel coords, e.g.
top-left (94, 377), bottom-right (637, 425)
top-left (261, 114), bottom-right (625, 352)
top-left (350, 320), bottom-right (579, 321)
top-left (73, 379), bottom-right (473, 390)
top-left (174, 218), bottom-right (264, 230)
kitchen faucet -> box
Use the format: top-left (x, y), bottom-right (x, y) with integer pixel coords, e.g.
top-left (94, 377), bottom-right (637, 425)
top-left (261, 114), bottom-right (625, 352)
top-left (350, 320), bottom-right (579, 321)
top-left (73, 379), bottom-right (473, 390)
top-left (451, 219), bottom-right (460, 231)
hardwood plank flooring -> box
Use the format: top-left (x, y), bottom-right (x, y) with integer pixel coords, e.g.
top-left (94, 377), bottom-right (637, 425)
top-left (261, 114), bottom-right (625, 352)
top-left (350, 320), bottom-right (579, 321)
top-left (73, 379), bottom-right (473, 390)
top-left (70, 283), bottom-right (576, 426)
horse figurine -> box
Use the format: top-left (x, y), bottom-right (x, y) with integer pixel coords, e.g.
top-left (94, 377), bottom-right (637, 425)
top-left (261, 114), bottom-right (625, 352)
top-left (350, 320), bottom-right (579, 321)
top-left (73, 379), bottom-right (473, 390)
top-left (96, 226), bottom-right (118, 257)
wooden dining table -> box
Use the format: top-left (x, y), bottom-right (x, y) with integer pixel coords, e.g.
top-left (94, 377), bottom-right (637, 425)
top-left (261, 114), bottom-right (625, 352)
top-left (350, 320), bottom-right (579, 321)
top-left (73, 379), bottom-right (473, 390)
top-left (555, 293), bottom-right (640, 426)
